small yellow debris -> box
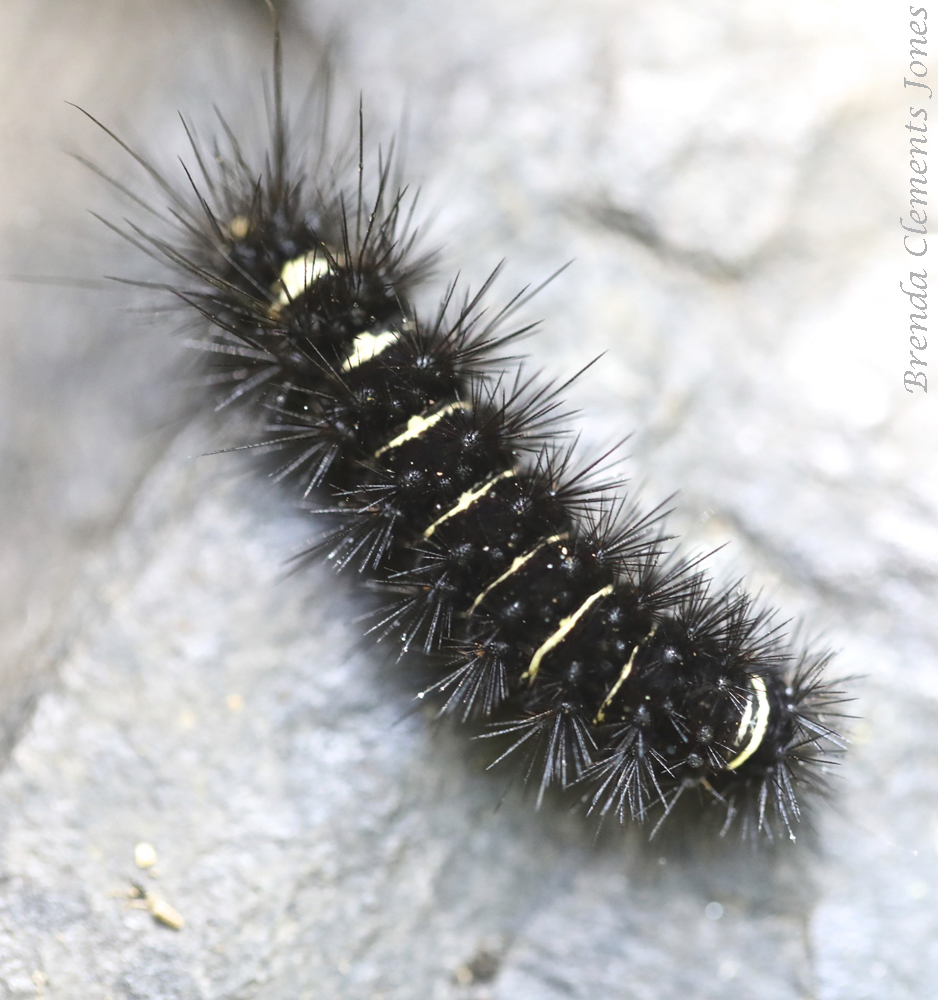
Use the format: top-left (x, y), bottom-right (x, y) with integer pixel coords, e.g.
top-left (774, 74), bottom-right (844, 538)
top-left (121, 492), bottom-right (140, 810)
top-left (129, 882), bottom-right (184, 930)
top-left (453, 965), bottom-right (474, 986)
top-left (134, 842), bottom-right (158, 869)
top-left (145, 890), bottom-right (185, 931)
top-left (31, 970), bottom-right (47, 989)
top-left (226, 693), bottom-right (244, 713)
top-left (178, 708), bottom-right (197, 730)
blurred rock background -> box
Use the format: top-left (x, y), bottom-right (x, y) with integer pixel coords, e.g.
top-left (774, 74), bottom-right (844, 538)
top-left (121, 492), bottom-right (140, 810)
top-left (0, 1), bottom-right (933, 997)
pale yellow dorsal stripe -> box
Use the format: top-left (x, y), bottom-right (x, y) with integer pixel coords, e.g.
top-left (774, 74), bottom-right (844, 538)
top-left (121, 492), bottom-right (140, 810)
top-left (228, 215), bottom-right (250, 239)
top-left (374, 401), bottom-right (471, 458)
top-left (467, 534), bottom-right (569, 617)
top-left (521, 585), bottom-right (614, 684)
top-left (422, 469), bottom-right (516, 539)
top-left (594, 624), bottom-right (657, 723)
top-left (276, 252), bottom-right (332, 305)
top-left (726, 675), bottom-right (771, 771)
top-left (341, 330), bottom-right (401, 372)
top-left (734, 688), bottom-right (755, 743)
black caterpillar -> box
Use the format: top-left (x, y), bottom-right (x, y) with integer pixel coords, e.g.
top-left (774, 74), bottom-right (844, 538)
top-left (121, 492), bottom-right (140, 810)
top-left (84, 23), bottom-right (845, 841)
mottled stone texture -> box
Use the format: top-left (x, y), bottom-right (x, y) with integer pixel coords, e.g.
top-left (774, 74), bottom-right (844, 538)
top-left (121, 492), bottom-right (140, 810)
top-left (0, 1), bottom-right (934, 998)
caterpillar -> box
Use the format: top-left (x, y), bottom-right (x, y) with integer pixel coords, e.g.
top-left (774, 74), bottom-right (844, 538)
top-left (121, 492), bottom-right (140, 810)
top-left (82, 17), bottom-right (846, 842)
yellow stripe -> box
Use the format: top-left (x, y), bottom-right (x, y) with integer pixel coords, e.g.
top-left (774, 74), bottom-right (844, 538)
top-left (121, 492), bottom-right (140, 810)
top-left (521, 585), bottom-right (613, 684)
top-left (726, 675), bottom-right (771, 771)
top-left (467, 534), bottom-right (569, 616)
top-left (422, 469), bottom-right (516, 539)
top-left (341, 330), bottom-right (400, 371)
top-left (734, 689), bottom-right (754, 743)
top-left (276, 252), bottom-right (332, 305)
top-left (594, 624), bottom-right (657, 723)
top-left (374, 401), bottom-right (471, 458)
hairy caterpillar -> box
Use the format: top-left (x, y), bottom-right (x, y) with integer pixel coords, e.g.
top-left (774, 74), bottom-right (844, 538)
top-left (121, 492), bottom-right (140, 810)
top-left (82, 18), bottom-right (846, 842)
